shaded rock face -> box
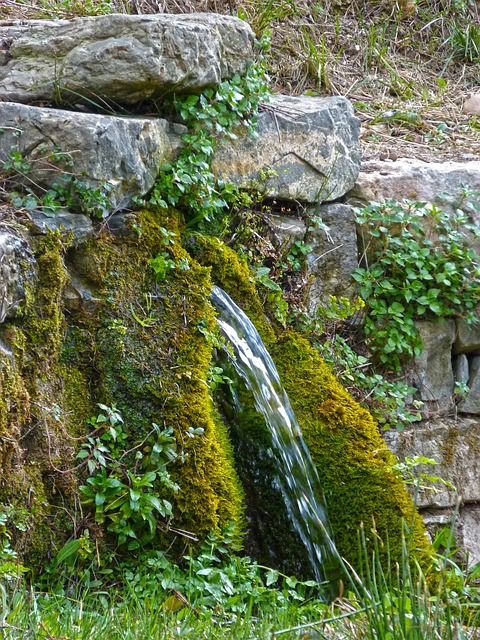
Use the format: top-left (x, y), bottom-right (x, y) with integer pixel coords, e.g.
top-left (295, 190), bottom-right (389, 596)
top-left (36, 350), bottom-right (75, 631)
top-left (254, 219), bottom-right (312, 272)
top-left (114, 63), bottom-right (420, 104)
top-left (305, 203), bottom-right (359, 313)
top-left (0, 229), bottom-right (34, 323)
top-left (385, 418), bottom-right (480, 565)
top-left (0, 13), bottom-right (255, 106)
top-left (213, 95), bottom-right (361, 203)
top-left (0, 102), bottom-right (183, 213)
top-left (408, 320), bottom-right (456, 407)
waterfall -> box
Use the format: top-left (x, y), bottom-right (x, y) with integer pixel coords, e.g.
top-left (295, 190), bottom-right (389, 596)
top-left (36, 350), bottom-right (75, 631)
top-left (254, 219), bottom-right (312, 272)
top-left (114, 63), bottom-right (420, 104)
top-left (211, 286), bottom-right (340, 595)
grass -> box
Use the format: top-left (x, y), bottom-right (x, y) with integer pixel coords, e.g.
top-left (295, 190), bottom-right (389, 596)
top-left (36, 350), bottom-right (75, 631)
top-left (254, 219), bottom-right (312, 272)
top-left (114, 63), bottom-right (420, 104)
top-left (2, 527), bottom-right (480, 640)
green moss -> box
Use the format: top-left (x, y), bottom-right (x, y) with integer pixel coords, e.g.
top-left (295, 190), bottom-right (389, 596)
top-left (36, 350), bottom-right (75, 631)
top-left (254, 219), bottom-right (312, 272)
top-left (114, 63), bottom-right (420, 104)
top-left (270, 331), bottom-right (429, 566)
top-left (185, 234), bottom-right (275, 344)
top-left (0, 231), bottom-right (94, 572)
top-left (194, 239), bottom-right (429, 571)
top-left (85, 210), bottom-right (245, 546)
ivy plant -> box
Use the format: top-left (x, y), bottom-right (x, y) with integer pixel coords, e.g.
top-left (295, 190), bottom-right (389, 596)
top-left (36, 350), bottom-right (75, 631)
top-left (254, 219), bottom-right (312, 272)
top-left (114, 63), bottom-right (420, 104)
top-left (143, 46), bottom-right (271, 228)
top-left (353, 199), bottom-right (480, 372)
top-left (78, 405), bottom-right (197, 550)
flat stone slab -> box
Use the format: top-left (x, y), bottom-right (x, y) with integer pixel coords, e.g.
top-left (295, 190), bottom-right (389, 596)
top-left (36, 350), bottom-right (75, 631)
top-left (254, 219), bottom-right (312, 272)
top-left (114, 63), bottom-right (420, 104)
top-left (351, 158), bottom-right (480, 227)
top-left (0, 13), bottom-right (254, 106)
top-left (213, 95), bottom-right (361, 203)
top-left (0, 102), bottom-right (183, 213)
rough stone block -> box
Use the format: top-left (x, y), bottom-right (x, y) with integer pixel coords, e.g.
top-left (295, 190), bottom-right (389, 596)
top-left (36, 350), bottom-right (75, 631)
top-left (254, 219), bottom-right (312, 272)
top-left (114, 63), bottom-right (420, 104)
top-left (410, 320), bottom-right (456, 406)
top-left (350, 158), bottom-right (480, 228)
top-left (459, 356), bottom-right (480, 414)
top-left (304, 203), bottom-right (359, 313)
top-left (213, 95), bottom-right (361, 203)
top-left (0, 230), bottom-right (34, 323)
top-left (454, 316), bottom-right (480, 355)
top-left (0, 102), bottom-right (182, 213)
top-left (0, 14), bottom-right (254, 106)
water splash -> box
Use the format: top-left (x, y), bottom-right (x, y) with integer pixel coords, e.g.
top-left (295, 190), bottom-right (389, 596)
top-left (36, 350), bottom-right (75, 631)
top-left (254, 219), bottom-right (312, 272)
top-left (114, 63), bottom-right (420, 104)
top-left (211, 286), bottom-right (340, 595)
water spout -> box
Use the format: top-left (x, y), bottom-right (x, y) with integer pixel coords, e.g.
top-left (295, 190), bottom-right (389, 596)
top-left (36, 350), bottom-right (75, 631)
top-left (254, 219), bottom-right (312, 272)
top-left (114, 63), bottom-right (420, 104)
top-left (211, 286), bottom-right (340, 597)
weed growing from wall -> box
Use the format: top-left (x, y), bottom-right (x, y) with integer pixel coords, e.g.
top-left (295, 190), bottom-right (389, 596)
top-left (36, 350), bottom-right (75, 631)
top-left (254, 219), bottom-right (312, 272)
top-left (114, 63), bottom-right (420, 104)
top-left (353, 199), bottom-right (480, 372)
top-left (142, 46), bottom-right (271, 228)
top-left (1, 144), bottom-right (112, 217)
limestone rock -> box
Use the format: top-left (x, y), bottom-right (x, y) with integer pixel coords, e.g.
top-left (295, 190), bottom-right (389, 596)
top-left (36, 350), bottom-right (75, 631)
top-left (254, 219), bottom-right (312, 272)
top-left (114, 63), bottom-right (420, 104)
top-left (350, 158), bottom-right (480, 227)
top-left (384, 417), bottom-right (480, 509)
top-left (463, 94), bottom-right (480, 116)
top-left (454, 354), bottom-right (470, 386)
top-left (0, 14), bottom-right (254, 106)
top-left (0, 230), bottom-right (34, 323)
top-left (384, 415), bottom-right (480, 565)
top-left (269, 215), bottom-right (307, 251)
top-left (29, 210), bottom-right (93, 244)
top-left (454, 316), bottom-right (480, 354)
top-left (304, 203), bottom-right (359, 313)
top-left (213, 95), bottom-right (361, 203)
top-left (459, 356), bottom-right (480, 414)
top-left (409, 320), bottom-right (456, 406)
top-left (0, 102), bottom-right (183, 213)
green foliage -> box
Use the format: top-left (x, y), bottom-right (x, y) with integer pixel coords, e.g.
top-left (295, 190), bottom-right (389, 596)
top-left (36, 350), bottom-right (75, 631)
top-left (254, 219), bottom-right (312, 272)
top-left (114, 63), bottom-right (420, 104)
top-left (122, 525), bottom-right (318, 615)
top-left (143, 55), bottom-right (270, 228)
top-left (446, 17), bottom-right (480, 62)
top-left (391, 456), bottom-right (456, 493)
top-left (10, 0), bottom-right (113, 18)
top-left (148, 227), bottom-right (185, 281)
top-left (316, 333), bottom-right (422, 432)
top-left (1, 143), bottom-right (113, 218)
top-left (350, 521), bottom-right (480, 640)
top-left (292, 297), bottom-right (421, 432)
top-left (353, 199), bottom-right (480, 372)
top-left (78, 405), bottom-right (188, 550)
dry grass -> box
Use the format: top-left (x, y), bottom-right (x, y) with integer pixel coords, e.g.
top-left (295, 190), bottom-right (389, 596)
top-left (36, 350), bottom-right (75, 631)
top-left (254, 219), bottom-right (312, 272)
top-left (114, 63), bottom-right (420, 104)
top-left (1, 0), bottom-right (480, 161)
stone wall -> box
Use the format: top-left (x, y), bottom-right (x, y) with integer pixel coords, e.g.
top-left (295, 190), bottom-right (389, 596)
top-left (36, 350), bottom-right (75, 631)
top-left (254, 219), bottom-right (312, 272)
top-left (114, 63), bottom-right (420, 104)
top-left (1, 12), bottom-right (479, 565)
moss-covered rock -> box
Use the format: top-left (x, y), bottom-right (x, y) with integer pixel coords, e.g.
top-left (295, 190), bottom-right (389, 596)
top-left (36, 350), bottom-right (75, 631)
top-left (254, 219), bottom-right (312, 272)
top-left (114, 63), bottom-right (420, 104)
top-left (0, 212), bottom-right (245, 574)
top-left (0, 231), bottom-right (91, 571)
top-left (271, 331), bottom-right (428, 566)
top-left (68, 210), bottom-right (245, 547)
top-left (193, 239), bottom-right (429, 571)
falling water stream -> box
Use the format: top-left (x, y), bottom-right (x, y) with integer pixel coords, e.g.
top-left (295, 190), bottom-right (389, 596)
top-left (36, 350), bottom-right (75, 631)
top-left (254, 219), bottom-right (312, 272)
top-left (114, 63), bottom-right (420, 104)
top-left (211, 286), bottom-right (340, 596)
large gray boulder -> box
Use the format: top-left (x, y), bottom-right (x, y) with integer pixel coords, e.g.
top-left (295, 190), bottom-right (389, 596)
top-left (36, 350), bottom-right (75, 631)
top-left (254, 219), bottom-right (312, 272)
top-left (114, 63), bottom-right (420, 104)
top-left (0, 14), bottom-right (254, 106)
top-left (213, 95), bottom-right (361, 203)
top-left (0, 102), bottom-right (183, 213)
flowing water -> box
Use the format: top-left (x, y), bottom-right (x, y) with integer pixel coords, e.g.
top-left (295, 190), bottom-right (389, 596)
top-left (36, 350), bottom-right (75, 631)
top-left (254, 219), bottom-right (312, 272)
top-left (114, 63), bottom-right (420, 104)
top-left (211, 286), bottom-right (340, 594)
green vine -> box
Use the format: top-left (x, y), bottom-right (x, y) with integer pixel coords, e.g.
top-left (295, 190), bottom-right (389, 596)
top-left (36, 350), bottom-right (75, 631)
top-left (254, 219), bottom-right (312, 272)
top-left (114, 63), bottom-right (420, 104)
top-left (143, 50), bottom-right (271, 228)
top-left (353, 199), bottom-right (480, 372)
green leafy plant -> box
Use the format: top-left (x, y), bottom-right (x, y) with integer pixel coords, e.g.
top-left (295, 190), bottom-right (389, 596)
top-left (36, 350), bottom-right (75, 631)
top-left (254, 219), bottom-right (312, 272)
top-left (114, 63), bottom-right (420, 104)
top-left (1, 143), bottom-right (113, 217)
top-left (78, 405), bottom-right (189, 550)
top-left (143, 51), bottom-right (270, 228)
top-left (447, 19), bottom-right (480, 62)
top-left (353, 199), bottom-right (480, 372)
top-left (148, 227), bottom-right (190, 281)
top-left (392, 455), bottom-right (455, 493)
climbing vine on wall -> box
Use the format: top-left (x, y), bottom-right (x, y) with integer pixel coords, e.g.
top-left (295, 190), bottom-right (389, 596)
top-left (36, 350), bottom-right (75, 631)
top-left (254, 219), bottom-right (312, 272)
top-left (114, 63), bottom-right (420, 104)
top-left (142, 44), bottom-right (271, 228)
top-left (353, 199), bottom-right (480, 372)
